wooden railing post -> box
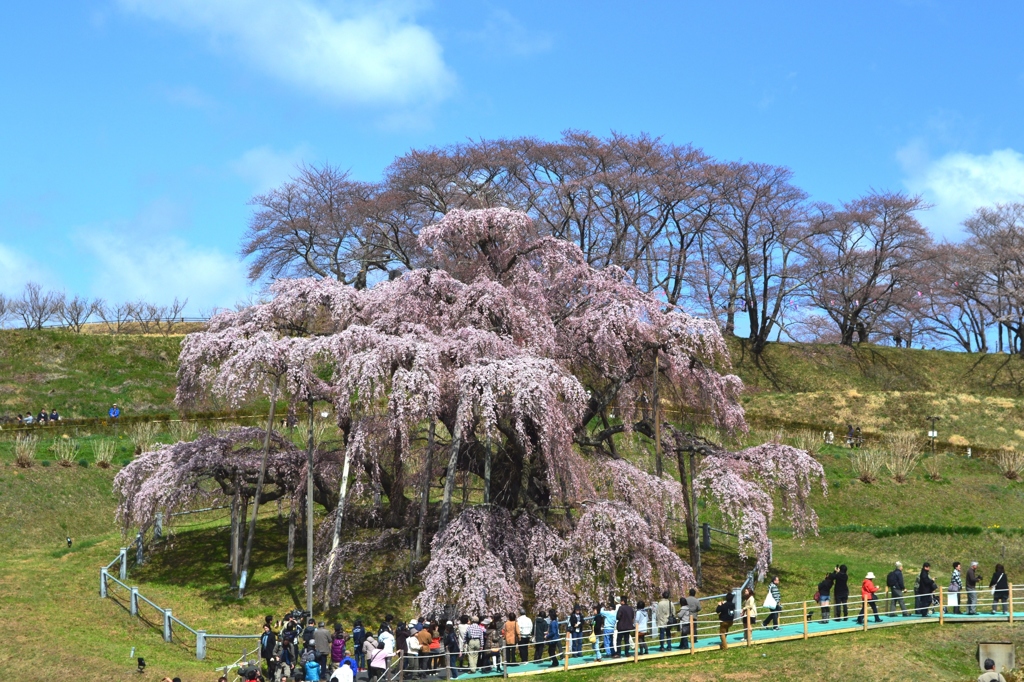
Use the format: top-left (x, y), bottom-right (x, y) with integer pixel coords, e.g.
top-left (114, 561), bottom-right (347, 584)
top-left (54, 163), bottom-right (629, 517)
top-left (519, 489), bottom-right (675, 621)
top-left (564, 630), bottom-right (570, 671)
top-left (939, 587), bottom-right (945, 625)
top-left (689, 614), bottom-right (695, 653)
top-left (802, 601), bottom-right (808, 639)
top-left (862, 594), bottom-right (868, 631)
top-left (633, 623), bottom-right (639, 662)
top-left (1010, 584), bottom-right (1015, 623)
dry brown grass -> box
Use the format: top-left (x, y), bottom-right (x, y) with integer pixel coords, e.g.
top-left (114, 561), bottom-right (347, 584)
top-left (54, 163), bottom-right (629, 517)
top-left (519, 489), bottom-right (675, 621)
top-left (884, 431), bottom-right (922, 483)
top-left (13, 434), bottom-right (37, 468)
top-left (995, 449), bottom-right (1024, 481)
top-left (851, 449), bottom-right (885, 483)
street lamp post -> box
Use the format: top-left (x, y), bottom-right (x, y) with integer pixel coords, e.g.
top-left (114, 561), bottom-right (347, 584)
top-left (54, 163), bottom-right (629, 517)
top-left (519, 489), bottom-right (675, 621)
top-left (926, 415), bottom-right (941, 455)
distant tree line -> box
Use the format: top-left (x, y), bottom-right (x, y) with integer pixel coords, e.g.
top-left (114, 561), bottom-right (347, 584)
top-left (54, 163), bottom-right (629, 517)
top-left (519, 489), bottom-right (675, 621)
top-left (0, 283), bottom-right (188, 335)
top-left (239, 132), bottom-right (1024, 354)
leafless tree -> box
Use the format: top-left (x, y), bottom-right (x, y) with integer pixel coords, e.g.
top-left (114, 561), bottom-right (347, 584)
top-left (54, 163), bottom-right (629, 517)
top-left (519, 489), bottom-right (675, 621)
top-left (0, 293), bottom-right (10, 327)
top-left (161, 297), bottom-right (188, 334)
top-left (956, 203), bottom-right (1024, 353)
top-left (801, 192), bottom-right (931, 345)
top-left (56, 294), bottom-right (100, 333)
top-left (96, 300), bottom-right (136, 334)
top-left (13, 282), bottom-right (60, 330)
top-left (240, 164), bottom-right (390, 289)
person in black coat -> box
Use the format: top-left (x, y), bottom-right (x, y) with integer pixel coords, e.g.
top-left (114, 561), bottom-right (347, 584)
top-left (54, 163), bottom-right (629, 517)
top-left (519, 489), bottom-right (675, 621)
top-left (260, 624), bottom-right (277, 677)
top-left (915, 562), bottom-right (937, 616)
top-left (990, 563), bottom-right (1010, 614)
top-left (833, 565), bottom-right (850, 621)
top-left (817, 571), bottom-right (835, 623)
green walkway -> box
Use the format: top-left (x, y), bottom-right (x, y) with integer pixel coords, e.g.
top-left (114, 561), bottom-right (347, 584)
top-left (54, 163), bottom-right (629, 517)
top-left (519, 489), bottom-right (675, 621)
top-left (447, 609), bottom-right (1022, 679)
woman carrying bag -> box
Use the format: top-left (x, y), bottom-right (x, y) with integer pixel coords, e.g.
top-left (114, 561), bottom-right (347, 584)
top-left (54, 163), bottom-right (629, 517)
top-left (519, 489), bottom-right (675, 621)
top-left (762, 576), bottom-right (782, 630)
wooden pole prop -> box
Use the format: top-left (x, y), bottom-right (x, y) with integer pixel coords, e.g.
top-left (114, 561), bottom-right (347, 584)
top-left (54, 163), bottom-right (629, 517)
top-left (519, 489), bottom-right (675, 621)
top-left (1010, 584), bottom-right (1015, 623)
top-left (634, 623), bottom-right (639, 662)
top-left (802, 601), bottom-right (808, 639)
top-left (939, 587), bottom-right (944, 625)
top-left (862, 594), bottom-right (869, 631)
top-left (564, 631), bottom-right (570, 671)
top-left (689, 614), bottom-right (695, 652)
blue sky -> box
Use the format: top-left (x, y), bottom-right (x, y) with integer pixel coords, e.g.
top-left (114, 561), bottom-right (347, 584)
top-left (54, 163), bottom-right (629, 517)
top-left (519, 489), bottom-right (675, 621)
top-left (2, 0), bottom-right (1024, 313)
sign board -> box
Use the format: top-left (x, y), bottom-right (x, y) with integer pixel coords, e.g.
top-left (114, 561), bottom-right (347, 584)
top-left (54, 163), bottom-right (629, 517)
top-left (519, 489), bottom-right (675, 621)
top-left (978, 642), bottom-right (1015, 673)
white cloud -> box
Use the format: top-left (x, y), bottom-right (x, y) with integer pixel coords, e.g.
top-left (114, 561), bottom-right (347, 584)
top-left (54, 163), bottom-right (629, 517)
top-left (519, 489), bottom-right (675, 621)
top-left (118, 0), bottom-right (455, 107)
top-left (470, 9), bottom-right (553, 57)
top-left (81, 231), bottom-right (252, 314)
top-left (0, 244), bottom-right (58, 297)
top-left (900, 145), bottom-right (1024, 237)
top-left (229, 144), bottom-right (311, 193)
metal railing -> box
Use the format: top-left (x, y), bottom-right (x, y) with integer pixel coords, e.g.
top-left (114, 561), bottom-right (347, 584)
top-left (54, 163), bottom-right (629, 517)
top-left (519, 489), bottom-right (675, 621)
top-left (99, 548), bottom-right (259, 661)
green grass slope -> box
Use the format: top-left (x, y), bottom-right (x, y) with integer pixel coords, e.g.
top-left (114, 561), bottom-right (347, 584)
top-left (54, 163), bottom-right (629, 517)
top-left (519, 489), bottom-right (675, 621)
top-left (0, 329), bottom-right (182, 420)
top-left (730, 340), bottom-right (1024, 450)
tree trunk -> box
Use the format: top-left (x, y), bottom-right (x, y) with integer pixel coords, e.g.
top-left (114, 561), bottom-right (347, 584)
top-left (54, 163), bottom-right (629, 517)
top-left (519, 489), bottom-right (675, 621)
top-left (286, 497), bottom-right (296, 570)
top-left (323, 445), bottom-right (353, 607)
top-left (438, 422), bottom-right (462, 530)
top-left (305, 399), bottom-right (315, 616)
top-left (230, 483), bottom-right (241, 588)
top-left (414, 421), bottom-right (435, 562)
top-left (676, 447), bottom-right (702, 588)
top-left (238, 380), bottom-right (279, 598)
top-left (387, 431), bottom-right (407, 526)
top-left (653, 351), bottom-right (662, 477)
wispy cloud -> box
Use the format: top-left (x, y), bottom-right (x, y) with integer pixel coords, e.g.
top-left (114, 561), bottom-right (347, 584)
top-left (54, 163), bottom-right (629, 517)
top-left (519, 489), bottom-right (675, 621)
top-left (468, 9), bottom-right (553, 57)
top-left (118, 0), bottom-right (456, 108)
top-left (0, 243), bottom-right (58, 296)
top-left (229, 144), bottom-right (312, 193)
top-left (899, 142), bottom-right (1024, 237)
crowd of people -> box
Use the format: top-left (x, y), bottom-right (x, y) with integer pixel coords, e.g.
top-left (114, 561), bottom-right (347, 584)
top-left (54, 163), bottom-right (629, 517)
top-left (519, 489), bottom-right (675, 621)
top-left (237, 558), bottom-right (1014, 681)
top-left (13, 408), bottom-right (59, 425)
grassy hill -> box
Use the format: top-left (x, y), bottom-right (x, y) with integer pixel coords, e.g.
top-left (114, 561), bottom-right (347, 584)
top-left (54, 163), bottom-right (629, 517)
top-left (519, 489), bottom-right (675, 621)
top-left (4, 330), bottom-right (1024, 679)
top-left (730, 339), bottom-right (1024, 451)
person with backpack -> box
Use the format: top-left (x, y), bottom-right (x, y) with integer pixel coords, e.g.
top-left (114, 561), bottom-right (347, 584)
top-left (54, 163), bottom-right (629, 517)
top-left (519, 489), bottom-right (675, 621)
top-left (350, 619), bottom-right (366, 671)
top-left (990, 564), bottom-right (1010, 614)
top-left (443, 621), bottom-right (461, 675)
top-left (330, 627), bottom-right (346, 674)
top-left (833, 565), bottom-right (850, 621)
top-left (856, 572), bottom-right (882, 624)
top-left (654, 590), bottom-right (675, 651)
top-left (715, 596), bottom-right (735, 650)
top-left (915, 562), bottom-right (937, 616)
top-left (886, 562), bottom-right (910, 616)
top-left (817, 570), bottom-right (834, 623)
top-left (635, 600), bottom-right (649, 655)
top-left (978, 657), bottom-right (1008, 682)
top-left (301, 641), bottom-right (320, 682)
top-left (681, 588), bottom-right (701, 649)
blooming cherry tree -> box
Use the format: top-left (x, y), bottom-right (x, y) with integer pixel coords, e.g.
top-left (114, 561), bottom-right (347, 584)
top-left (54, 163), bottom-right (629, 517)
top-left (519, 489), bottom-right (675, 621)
top-left (139, 207), bottom-right (825, 610)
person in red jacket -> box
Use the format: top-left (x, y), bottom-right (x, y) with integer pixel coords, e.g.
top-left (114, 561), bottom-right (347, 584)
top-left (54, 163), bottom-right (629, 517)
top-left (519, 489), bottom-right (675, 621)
top-left (856, 572), bottom-right (883, 624)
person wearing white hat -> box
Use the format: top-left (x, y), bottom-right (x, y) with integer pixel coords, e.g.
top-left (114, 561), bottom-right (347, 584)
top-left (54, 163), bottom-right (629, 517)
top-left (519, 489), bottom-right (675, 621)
top-left (856, 571), bottom-right (882, 624)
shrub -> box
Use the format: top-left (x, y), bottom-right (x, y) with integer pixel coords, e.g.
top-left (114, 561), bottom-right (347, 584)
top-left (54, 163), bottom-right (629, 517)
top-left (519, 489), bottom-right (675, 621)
top-left (41, 460), bottom-right (51, 467)
top-left (93, 439), bottom-right (116, 469)
top-left (126, 421), bottom-right (158, 454)
top-left (852, 449), bottom-right (885, 483)
top-left (13, 434), bottom-right (37, 468)
top-left (50, 437), bottom-right (80, 467)
top-left (884, 431), bottom-right (922, 483)
top-left (793, 429), bottom-right (824, 456)
top-left (169, 420), bottom-right (198, 443)
top-left (995, 449), bottom-right (1024, 481)
top-left (922, 454), bottom-right (944, 481)
top-left (77, 458), bottom-right (89, 467)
